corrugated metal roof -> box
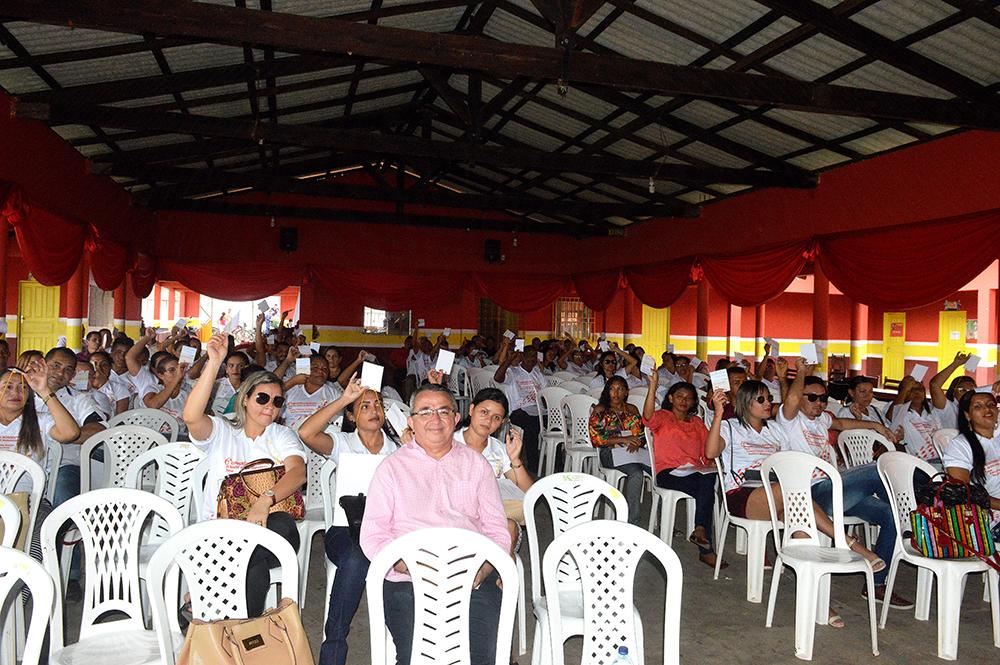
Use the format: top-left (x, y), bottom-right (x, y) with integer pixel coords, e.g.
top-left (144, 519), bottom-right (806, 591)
top-left (716, 119), bottom-right (813, 157)
top-left (351, 92), bottom-right (417, 116)
top-left (52, 125), bottom-right (96, 141)
top-left (763, 108), bottom-right (877, 141)
top-left (273, 82), bottom-right (355, 110)
top-left (183, 84), bottom-right (249, 102)
top-left (517, 100), bottom-right (593, 138)
top-left (483, 8), bottom-right (558, 47)
top-left (834, 60), bottom-right (952, 98)
top-left (46, 52), bottom-right (162, 87)
top-left (192, 100), bottom-right (254, 117)
top-left (114, 134), bottom-right (194, 151)
top-left (852, 0), bottom-right (956, 41)
top-left (634, 124), bottom-right (690, 146)
top-left (0, 67), bottom-right (49, 93)
top-left (785, 149), bottom-right (852, 171)
top-left (677, 190), bottom-right (715, 204)
top-left (730, 15), bottom-right (802, 60)
top-left (281, 106), bottom-right (344, 124)
top-left (2, 22), bottom-right (141, 55)
top-left (111, 95), bottom-right (180, 109)
top-left (910, 18), bottom-right (1000, 87)
top-left (274, 67), bottom-right (356, 87)
top-left (378, 5), bottom-right (469, 32)
top-left (764, 33), bottom-right (866, 81)
top-left (669, 100), bottom-right (738, 130)
top-left (500, 120), bottom-right (564, 152)
top-left (839, 127), bottom-right (918, 155)
top-left (162, 43), bottom-right (246, 73)
top-left (604, 139), bottom-right (657, 161)
top-left (353, 70), bottom-right (423, 97)
top-left (633, 0), bottom-right (774, 46)
top-left (592, 11), bottom-right (709, 65)
top-left (676, 141), bottom-right (752, 169)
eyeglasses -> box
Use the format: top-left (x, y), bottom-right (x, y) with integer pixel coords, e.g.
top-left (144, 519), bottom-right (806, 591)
top-left (754, 395), bottom-right (773, 404)
top-left (254, 392), bottom-right (286, 408)
top-left (412, 407), bottom-right (456, 419)
top-left (803, 393), bottom-right (829, 403)
top-left (602, 359), bottom-right (616, 365)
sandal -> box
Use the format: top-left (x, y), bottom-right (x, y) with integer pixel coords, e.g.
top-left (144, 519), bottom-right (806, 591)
top-left (698, 552), bottom-right (728, 570)
top-left (827, 611), bottom-right (845, 629)
top-left (688, 527), bottom-right (711, 549)
top-left (847, 536), bottom-right (886, 573)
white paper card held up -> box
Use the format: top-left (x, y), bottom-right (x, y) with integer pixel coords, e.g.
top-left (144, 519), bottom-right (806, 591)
top-left (435, 349), bottom-right (456, 374)
top-left (503, 329), bottom-right (515, 340)
top-left (734, 352), bottom-right (744, 363)
top-left (417, 318), bottom-right (425, 327)
top-left (175, 318), bottom-right (187, 330)
top-left (385, 404), bottom-right (408, 438)
top-left (693, 357), bottom-right (706, 370)
top-left (598, 341), bottom-right (610, 352)
top-left (295, 358), bottom-right (310, 375)
top-left (667, 344), bottom-right (674, 353)
top-left (709, 369), bottom-right (731, 392)
top-left (257, 300), bottom-right (269, 312)
top-left (266, 335), bottom-right (275, 345)
top-left (73, 372), bottom-right (90, 391)
top-left (640, 354), bottom-right (655, 375)
top-left (442, 328), bottom-right (451, 337)
top-left (514, 339), bottom-right (525, 352)
top-left (910, 364), bottom-right (929, 381)
top-left (333, 453), bottom-right (387, 527)
top-left (764, 337), bottom-right (779, 357)
top-left (297, 345), bottom-right (311, 356)
top-left (310, 342), bottom-right (321, 353)
top-left (966, 355), bottom-right (981, 372)
top-left (178, 346), bottom-right (196, 365)
top-left (800, 343), bottom-right (819, 364)
top-left (360, 362), bottom-right (384, 390)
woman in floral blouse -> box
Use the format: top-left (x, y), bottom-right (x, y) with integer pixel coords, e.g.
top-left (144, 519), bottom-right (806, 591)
top-left (589, 375), bottom-right (647, 525)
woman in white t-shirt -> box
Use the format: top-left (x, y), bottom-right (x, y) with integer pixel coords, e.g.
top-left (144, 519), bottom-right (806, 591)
top-left (889, 378), bottom-right (939, 463)
top-left (141, 352), bottom-right (193, 436)
top-left (588, 350), bottom-right (620, 390)
top-left (706, 379), bottom-right (883, 626)
top-left (299, 378), bottom-right (397, 665)
top-left (210, 351), bottom-right (249, 416)
top-left (943, 391), bottom-right (1000, 537)
top-left (85, 351), bottom-right (130, 419)
top-left (184, 334), bottom-right (306, 617)
top-left (0, 364), bottom-right (80, 560)
top-left (281, 355), bottom-right (343, 431)
top-left (929, 352), bottom-right (976, 430)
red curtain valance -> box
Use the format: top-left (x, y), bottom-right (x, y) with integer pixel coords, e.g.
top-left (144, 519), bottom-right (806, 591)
top-left (623, 260), bottom-right (693, 308)
top-left (700, 241), bottom-right (811, 307)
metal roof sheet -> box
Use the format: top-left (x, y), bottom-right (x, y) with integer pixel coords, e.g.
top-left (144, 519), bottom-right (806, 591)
top-left (763, 108), bottom-right (877, 141)
top-left (2, 21), bottom-right (141, 55)
top-left (162, 43), bottom-right (246, 73)
top-left (46, 52), bottom-right (163, 87)
top-left (910, 18), bottom-right (1000, 87)
top-left (676, 141), bottom-right (752, 169)
top-left (716, 119), bottom-right (814, 157)
top-left (785, 148), bottom-right (852, 171)
top-left (0, 67), bottom-right (48, 93)
top-left (484, 8), bottom-right (559, 47)
top-left (669, 100), bottom-right (739, 129)
top-left (632, 0), bottom-right (774, 46)
top-left (763, 32), bottom-right (866, 81)
top-left (852, 0), bottom-right (957, 41)
top-left (378, 5), bottom-right (469, 31)
top-left (834, 60), bottom-right (952, 98)
top-left (839, 127), bottom-right (918, 155)
top-left (592, 11), bottom-right (709, 65)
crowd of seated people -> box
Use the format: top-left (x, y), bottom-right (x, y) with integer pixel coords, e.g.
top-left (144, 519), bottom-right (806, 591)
top-left (4, 316), bottom-right (1000, 664)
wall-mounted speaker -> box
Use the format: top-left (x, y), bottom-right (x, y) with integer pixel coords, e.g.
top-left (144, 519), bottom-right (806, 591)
top-left (484, 239), bottom-right (502, 263)
top-left (279, 227), bottom-right (298, 252)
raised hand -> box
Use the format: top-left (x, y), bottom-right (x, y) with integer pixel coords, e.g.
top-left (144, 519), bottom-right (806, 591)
top-left (953, 351), bottom-right (971, 365)
top-left (427, 369), bottom-right (444, 385)
top-left (342, 375), bottom-right (365, 402)
top-left (24, 359), bottom-right (49, 394)
top-left (206, 333), bottom-right (228, 363)
top-left (505, 427), bottom-right (523, 464)
top-left (776, 357), bottom-right (789, 378)
top-left (710, 388), bottom-right (729, 414)
top-left (647, 365), bottom-right (658, 389)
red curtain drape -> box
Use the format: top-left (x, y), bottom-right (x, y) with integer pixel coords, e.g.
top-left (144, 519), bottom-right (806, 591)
top-left (701, 241), bottom-right (811, 307)
top-left (310, 267), bottom-right (458, 310)
top-left (1, 184), bottom-right (87, 285)
top-left (572, 269), bottom-right (621, 311)
top-left (158, 260), bottom-right (301, 301)
top-left (623, 259), bottom-right (693, 308)
top-left (471, 273), bottom-right (570, 313)
top-left (819, 209), bottom-right (1000, 311)
top-left (130, 254), bottom-right (157, 298)
top-left (87, 231), bottom-right (129, 292)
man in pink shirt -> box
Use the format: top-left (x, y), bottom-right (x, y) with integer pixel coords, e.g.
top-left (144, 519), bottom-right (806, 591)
top-left (361, 384), bottom-right (510, 665)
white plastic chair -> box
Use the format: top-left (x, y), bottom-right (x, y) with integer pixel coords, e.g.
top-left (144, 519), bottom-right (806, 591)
top-left (628, 387), bottom-right (648, 404)
top-left (319, 458), bottom-right (338, 620)
top-left (876, 452), bottom-right (1000, 660)
top-left (713, 458), bottom-right (780, 602)
top-left (524, 473), bottom-right (628, 665)
top-left (146, 519), bottom-right (301, 665)
top-left (560, 395), bottom-right (599, 475)
top-left (645, 429), bottom-right (696, 547)
top-left (557, 381), bottom-right (589, 395)
top-left (931, 427), bottom-right (958, 460)
top-left (537, 386), bottom-right (571, 478)
top-left (297, 448), bottom-right (329, 609)
top-left (761, 451), bottom-right (879, 661)
top-left (550, 371), bottom-right (578, 382)
top-left (46, 441), bottom-right (64, 503)
top-left (0, 546), bottom-right (54, 665)
top-left (40, 488), bottom-right (184, 665)
top-left (0, 496), bottom-right (20, 548)
top-left (365, 527), bottom-right (518, 665)
top-left (836, 429), bottom-right (892, 468)
top-left (124, 442), bottom-right (206, 526)
top-left (543, 520), bottom-right (682, 665)
top-left (108, 408), bottom-right (180, 442)
top-left (586, 386), bottom-right (604, 399)
top-left (81, 425), bottom-right (169, 492)
top-left (0, 453), bottom-right (45, 555)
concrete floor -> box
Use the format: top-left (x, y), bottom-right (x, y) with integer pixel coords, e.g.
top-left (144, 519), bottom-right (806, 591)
top-left (61, 495), bottom-right (1000, 664)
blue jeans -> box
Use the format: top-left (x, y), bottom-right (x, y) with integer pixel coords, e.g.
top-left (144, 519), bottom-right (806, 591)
top-left (599, 447), bottom-right (649, 526)
top-left (53, 464), bottom-right (81, 581)
top-left (384, 571), bottom-right (502, 665)
top-left (811, 463), bottom-right (895, 586)
top-left (320, 527), bottom-right (370, 665)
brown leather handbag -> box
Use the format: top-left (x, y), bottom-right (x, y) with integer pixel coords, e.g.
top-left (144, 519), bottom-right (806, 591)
top-left (216, 458), bottom-right (305, 521)
top-left (177, 597), bottom-right (314, 665)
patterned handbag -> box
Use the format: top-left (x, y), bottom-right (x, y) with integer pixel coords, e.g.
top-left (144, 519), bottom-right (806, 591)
top-left (217, 458), bottom-right (305, 521)
top-left (909, 474), bottom-right (1000, 572)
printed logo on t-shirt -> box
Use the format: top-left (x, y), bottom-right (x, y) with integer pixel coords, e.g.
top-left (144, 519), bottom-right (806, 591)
top-left (911, 420), bottom-right (937, 460)
top-left (0, 433), bottom-right (17, 452)
top-left (985, 459), bottom-right (1000, 478)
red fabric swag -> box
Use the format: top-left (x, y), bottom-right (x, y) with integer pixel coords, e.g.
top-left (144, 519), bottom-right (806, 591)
top-left (88, 232), bottom-right (130, 292)
top-left (701, 241), bottom-right (810, 307)
top-left (309, 267), bottom-right (458, 311)
top-left (158, 260), bottom-right (301, 302)
top-left (2, 184), bottom-right (87, 285)
top-left (572, 269), bottom-right (621, 312)
top-left (623, 259), bottom-right (693, 308)
top-left (471, 273), bottom-right (570, 313)
top-left (818, 209), bottom-right (1000, 311)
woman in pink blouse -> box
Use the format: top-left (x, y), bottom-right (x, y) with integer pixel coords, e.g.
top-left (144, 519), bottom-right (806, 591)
top-left (643, 369), bottom-right (725, 568)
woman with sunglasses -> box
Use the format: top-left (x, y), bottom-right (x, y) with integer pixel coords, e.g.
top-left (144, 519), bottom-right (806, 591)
top-left (183, 333), bottom-right (306, 617)
top-left (643, 369), bottom-right (723, 568)
top-left (299, 377), bottom-right (398, 665)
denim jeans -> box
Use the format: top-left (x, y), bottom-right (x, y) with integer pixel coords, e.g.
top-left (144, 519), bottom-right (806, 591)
top-left (245, 511), bottom-right (300, 617)
top-left (599, 447), bottom-right (650, 526)
top-left (656, 469), bottom-right (716, 554)
top-left (53, 464), bottom-right (82, 581)
top-left (384, 570), bottom-right (502, 665)
top-left (320, 527), bottom-right (370, 665)
top-left (811, 463), bottom-right (896, 585)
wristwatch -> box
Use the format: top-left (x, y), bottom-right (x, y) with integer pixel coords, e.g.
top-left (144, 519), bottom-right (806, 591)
top-left (263, 489), bottom-right (276, 506)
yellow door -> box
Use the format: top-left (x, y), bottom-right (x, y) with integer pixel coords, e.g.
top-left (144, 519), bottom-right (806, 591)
top-left (639, 305), bottom-right (670, 356)
top-left (882, 312), bottom-right (906, 383)
top-left (17, 280), bottom-right (61, 354)
top-left (937, 311), bottom-right (968, 383)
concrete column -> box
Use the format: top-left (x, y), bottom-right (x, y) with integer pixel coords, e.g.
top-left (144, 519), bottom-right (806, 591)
top-left (696, 280), bottom-right (709, 362)
top-left (850, 302), bottom-right (869, 376)
top-left (812, 264), bottom-right (830, 377)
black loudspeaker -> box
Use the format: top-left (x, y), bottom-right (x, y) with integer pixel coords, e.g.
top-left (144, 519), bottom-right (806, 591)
top-left (279, 227), bottom-right (298, 252)
top-left (484, 239), bottom-right (502, 263)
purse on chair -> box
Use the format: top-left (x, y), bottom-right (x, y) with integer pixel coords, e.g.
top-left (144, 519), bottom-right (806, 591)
top-left (177, 597), bottom-right (314, 665)
top-left (339, 494), bottom-right (366, 542)
top-left (217, 458), bottom-right (305, 521)
top-left (909, 474), bottom-right (1000, 572)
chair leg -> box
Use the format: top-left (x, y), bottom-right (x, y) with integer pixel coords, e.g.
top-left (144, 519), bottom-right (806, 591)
top-left (864, 571), bottom-right (880, 656)
top-left (516, 556), bottom-right (527, 656)
top-left (736, 527), bottom-right (749, 555)
top-left (879, 555), bottom-right (902, 629)
top-left (684, 498), bottom-right (695, 542)
top-left (647, 493), bottom-right (660, 534)
top-left (531, 619), bottom-right (545, 665)
top-left (661, 499), bottom-right (677, 547)
top-left (297, 523), bottom-right (312, 609)
top-left (936, 569), bottom-right (968, 660)
top-left (714, 517), bottom-right (730, 581)
top-left (765, 559), bottom-right (783, 628)
top-left (988, 570), bottom-right (1000, 648)
top-left (814, 573), bottom-right (831, 625)
top-left (746, 526), bottom-right (769, 603)
top-left (914, 566), bottom-right (934, 622)
top-left (793, 570), bottom-right (818, 660)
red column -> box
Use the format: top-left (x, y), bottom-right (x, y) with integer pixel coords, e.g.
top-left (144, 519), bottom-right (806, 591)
top-left (812, 264), bottom-right (830, 376)
top-left (754, 304), bottom-right (766, 359)
top-left (182, 291), bottom-right (200, 319)
top-left (850, 302), bottom-right (869, 377)
top-left (152, 283), bottom-right (162, 324)
top-left (696, 280), bottom-right (709, 362)
top-left (0, 217), bottom-right (7, 327)
top-left (65, 260), bottom-right (85, 350)
top-left (727, 304), bottom-right (742, 357)
top-left (113, 283), bottom-right (126, 330)
top-left (78, 255), bottom-right (90, 331)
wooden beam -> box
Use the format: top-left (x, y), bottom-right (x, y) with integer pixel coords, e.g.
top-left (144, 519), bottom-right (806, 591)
top-left (16, 101), bottom-right (817, 187)
top-left (6, 0), bottom-right (1000, 128)
top-left (111, 162), bottom-right (699, 218)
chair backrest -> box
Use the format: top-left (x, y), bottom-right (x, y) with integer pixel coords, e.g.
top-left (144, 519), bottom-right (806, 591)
top-left (107, 408), bottom-right (180, 442)
top-left (305, 449), bottom-right (328, 510)
top-left (523, 473), bottom-right (627, 606)
top-left (0, 452), bottom-right (45, 553)
top-left (561, 394), bottom-right (598, 448)
top-left (544, 375), bottom-right (564, 387)
top-left (383, 398), bottom-right (411, 417)
top-left (189, 457), bottom-right (212, 522)
top-left (0, 495), bottom-right (21, 548)
top-left (0, 545), bottom-right (54, 665)
top-left (836, 429), bottom-right (891, 468)
top-left (319, 458), bottom-right (338, 528)
top-left (365, 527), bottom-right (518, 665)
top-left (82, 424), bottom-right (169, 492)
top-left (558, 381), bottom-right (589, 395)
top-left (146, 519), bottom-right (300, 665)
top-left (587, 386), bottom-right (604, 399)
top-left (40, 488), bottom-right (184, 648)
top-left (876, 451), bottom-right (938, 553)
top-left (626, 392), bottom-right (646, 412)
top-left (931, 427), bottom-right (958, 459)
top-left (450, 364), bottom-right (467, 397)
top-left (124, 442), bottom-right (206, 527)
top-left (45, 441), bottom-right (64, 503)
top-left (543, 521), bottom-right (682, 665)
top-left (550, 371), bottom-right (578, 382)
top-left (760, 451), bottom-right (847, 551)
top-left (537, 386), bottom-right (571, 435)
top-left (629, 387), bottom-right (648, 402)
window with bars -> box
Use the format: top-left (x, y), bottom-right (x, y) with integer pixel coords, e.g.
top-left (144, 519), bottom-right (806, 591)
top-left (363, 307), bottom-right (411, 335)
top-left (553, 298), bottom-right (593, 340)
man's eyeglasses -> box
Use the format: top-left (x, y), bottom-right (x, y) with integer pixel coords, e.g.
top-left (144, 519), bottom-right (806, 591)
top-left (254, 392), bottom-right (286, 408)
top-left (803, 393), bottom-right (829, 403)
top-left (412, 407), bottom-right (456, 419)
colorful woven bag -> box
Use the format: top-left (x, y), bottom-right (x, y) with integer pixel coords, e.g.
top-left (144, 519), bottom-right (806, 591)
top-left (217, 458), bottom-right (305, 521)
top-left (909, 474), bottom-right (999, 572)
